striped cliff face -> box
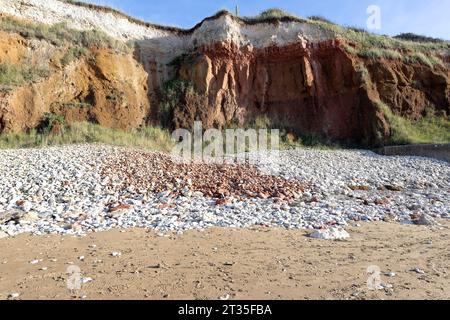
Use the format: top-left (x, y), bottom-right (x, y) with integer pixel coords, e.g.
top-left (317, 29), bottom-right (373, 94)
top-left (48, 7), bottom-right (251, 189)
top-left (0, 0), bottom-right (448, 146)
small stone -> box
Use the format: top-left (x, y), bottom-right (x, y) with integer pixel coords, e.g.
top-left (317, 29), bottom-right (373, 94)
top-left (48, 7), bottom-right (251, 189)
top-left (181, 187), bottom-right (192, 197)
top-left (8, 293), bottom-right (20, 300)
top-left (19, 212), bottom-right (39, 224)
top-left (106, 203), bottom-right (132, 218)
top-left (411, 267), bottom-right (425, 274)
top-left (70, 222), bottom-right (83, 233)
top-left (215, 198), bottom-right (229, 206)
top-left (385, 272), bottom-right (396, 277)
top-left (384, 185), bottom-right (403, 192)
top-left (348, 185), bottom-right (370, 191)
top-left (414, 214), bottom-right (439, 226)
top-left (82, 277), bottom-right (93, 284)
top-left (374, 198), bottom-right (390, 206)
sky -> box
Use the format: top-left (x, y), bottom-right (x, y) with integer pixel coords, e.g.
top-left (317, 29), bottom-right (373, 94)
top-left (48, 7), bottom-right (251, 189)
top-left (82, 0), bottom-right (450, 40)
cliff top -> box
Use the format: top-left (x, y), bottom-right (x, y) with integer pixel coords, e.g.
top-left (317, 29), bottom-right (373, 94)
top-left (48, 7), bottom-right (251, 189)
top-left (1, 0), bottom-right (449, 66)
top-left (58, 1), bottom-right (449, 47)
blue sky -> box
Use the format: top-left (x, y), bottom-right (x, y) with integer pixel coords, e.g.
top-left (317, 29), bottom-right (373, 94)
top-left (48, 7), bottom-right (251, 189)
top-left (83, 0), bottom-right (450, 40)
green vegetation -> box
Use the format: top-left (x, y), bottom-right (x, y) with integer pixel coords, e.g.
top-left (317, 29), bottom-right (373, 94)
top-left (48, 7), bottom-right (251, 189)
top-left (241, 8), bottom-right (305, 23)
top-left (377, 102), bottom-right (450, 145)
top-left (0, 16), bottom-right (130, 87)
top-left (308, 18), bottom-right (448, 68)
top-left (60, 46), bottom-right (90, 66)
top-left (158, 79), bottom-right (198, 128)
top-left (0, 63), bottom-right (50, 86)
top-left (403, 52), bottom-right (444, 68)
top-left (237, 8), bottom-right (449, 68)
top-left (0, 122), bottom-right (174, 151)
top-left (0, 16), bottom-right (130, 52)
top-left (313, 19), bottom-right (450, 51)
top-left (357, 48), bottom-right (402, 60)
top-left (307, 16), bottom-right (336, 25)
top-left (38, 113), bottom-right (66, 134)
top-left (394, 33), bottom-right (446, 44)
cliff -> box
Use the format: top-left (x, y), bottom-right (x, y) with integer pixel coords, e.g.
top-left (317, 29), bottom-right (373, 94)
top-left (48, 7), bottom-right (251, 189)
top-left (0, 0), bottom-right (449, 146)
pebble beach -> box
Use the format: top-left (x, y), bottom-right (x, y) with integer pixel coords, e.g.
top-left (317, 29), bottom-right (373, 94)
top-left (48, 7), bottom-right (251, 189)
top-left (1, 145), bottom-right (448, 238)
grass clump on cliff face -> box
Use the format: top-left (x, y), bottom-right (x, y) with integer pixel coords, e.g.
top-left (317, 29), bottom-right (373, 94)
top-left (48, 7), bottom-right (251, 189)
top-left (357, 48), bottom-right (402, 60)
top-left (0, 122), bottom-right (174, 151)
top-left (377, 102), bottom-right (450, 145)
top-left (0, 16), bottom-right (130, 52)
top-left (60, 46), bottom-right (90, 66)
top-left (0, 63), bottom-right (50, 86)
top-left (158, 79), bottom-right (202, 129)
top-left (403, 52), bottom-right (444, 68)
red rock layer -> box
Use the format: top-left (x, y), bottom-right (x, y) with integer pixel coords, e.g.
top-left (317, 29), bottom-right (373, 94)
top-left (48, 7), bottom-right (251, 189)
top-left (174, 40), bottom-right (449, 146)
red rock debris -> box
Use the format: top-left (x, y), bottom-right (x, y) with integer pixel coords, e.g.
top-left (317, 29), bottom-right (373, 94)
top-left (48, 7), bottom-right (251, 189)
top-left (100, 150), bottom-right (305, 201)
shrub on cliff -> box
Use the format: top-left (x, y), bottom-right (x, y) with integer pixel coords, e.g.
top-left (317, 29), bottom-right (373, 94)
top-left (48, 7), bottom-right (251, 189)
top-left (0, 63), bottom-right (49, 86)
top-left (159, 79), bottom-right (203, 129)
top-left (38, 113), bottom-right (66, 135)
top-left (377, 102), bottom-right (450, 145)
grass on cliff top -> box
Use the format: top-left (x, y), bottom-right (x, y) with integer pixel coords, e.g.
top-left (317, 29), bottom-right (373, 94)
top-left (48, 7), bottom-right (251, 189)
top-left (378, 102), bottom-right (450, 145)
top-left (0, 122), bottom-right (174, 151)
top-left (240, 8), bottom-right (305, 23)
top-left (309, 19), bottom-right (449, 67)
top-left (0, 15), bottom-right (130, 52)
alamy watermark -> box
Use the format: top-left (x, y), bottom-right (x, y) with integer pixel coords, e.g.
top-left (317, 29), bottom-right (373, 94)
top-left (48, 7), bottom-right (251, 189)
top-left (66, 265), bottom-right (82, 291)
top-left (367, 5), bottom-right (381, 30)
top-left (171, 121), bottom-right (281, 174)
top-left (366, 265), bottom-right (382, 290)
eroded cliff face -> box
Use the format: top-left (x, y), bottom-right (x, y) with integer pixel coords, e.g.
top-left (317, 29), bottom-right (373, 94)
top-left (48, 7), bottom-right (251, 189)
top-left (367, 60), bottom-right (450, 118)
top-left (0, 0), bottom-right (449, 146)
top-left (174, 39), bottom-right (449, 145)
top-left (175, 40), bottom-right (388, 145)
top-left (0, 31), bottom-right (149, 132)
